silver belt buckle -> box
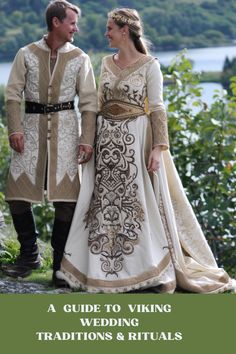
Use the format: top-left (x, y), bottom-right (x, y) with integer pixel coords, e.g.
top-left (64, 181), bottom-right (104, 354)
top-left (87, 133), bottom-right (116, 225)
top-left (44, 104), bottom-right (54, 114)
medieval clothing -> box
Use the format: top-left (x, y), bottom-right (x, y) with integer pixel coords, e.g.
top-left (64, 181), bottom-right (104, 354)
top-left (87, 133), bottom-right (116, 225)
top-left (57, 55), bottom-right (234, 293)
top-left (5, 38), bottom-right (97, 202)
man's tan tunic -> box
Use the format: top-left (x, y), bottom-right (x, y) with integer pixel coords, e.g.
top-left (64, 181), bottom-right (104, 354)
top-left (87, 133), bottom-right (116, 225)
top-left (5, 38), bottom-right (97, 202)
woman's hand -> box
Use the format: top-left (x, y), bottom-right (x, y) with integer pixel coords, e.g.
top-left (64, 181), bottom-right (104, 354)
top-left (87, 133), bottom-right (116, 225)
top-left (147, 146), bottom-right (162, 172)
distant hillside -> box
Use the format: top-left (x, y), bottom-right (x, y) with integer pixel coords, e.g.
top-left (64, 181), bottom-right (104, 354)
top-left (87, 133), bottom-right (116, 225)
top-left (0, 0), bottom-right (235, 61)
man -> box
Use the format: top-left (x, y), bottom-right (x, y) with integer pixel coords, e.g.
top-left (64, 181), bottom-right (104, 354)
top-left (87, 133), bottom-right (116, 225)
top-left (3, 0), bottom-right (97, 286)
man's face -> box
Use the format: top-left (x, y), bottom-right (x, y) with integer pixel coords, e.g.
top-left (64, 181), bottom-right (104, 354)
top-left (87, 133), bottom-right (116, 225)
top-left (55, 8), bottom-right (78, 43)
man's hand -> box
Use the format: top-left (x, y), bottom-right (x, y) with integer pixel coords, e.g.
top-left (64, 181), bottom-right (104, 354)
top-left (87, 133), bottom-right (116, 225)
top-left (9, 133), bottom-right (24, 153)
top-left (78, 144), bottom-right (93, 164)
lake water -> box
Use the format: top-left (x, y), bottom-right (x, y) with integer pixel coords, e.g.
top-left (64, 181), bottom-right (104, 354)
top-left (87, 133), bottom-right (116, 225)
top-left (157, 45), bottom-right (236, 72)
top-left (0, 45), bottom-right (235, 104)
top-left (0, 62), bottom-right (12, 87)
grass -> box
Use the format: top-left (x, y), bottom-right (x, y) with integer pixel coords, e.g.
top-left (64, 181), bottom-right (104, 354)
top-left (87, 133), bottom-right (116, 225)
top-left (24, 269), bottom-right (53, 286)
top-left (0, 224), bottom-right (54, 289)
top-left (199, 71), bottom-right (221, 83)
top-left (0, 268), bottom-right (53, 287)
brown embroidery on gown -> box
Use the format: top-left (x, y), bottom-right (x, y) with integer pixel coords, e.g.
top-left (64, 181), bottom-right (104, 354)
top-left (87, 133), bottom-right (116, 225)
top-left (85, 118), bottom-right (145, 277)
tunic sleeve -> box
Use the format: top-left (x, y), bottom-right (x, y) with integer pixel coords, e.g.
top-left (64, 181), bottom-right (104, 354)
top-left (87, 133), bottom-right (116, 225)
top-left (76, 53), bottom-right (98, 146)
top-left (146, 59), bottom-right (169, 150)
top-left (5, 48), bottom-right (27, 135)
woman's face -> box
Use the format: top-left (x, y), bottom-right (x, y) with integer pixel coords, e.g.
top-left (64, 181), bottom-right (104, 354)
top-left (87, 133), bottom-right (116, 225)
top-left (105, 18), bottom-right (124, 48)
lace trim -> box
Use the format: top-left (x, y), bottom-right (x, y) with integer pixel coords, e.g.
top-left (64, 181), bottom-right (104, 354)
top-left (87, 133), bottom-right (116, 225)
top-left (57, 110), bottom-right (79, 184)
top-left (24, 48), bottom-right (40, 102)
top-left (10, 115), bottom-right (39, 184)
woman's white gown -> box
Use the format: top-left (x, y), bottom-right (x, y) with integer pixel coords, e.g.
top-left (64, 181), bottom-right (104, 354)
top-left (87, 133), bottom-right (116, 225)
top-left (57, 54), bottom-right (235, 293)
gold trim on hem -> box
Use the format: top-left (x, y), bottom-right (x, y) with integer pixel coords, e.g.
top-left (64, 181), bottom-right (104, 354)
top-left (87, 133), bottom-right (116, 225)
top-left (60, 252), bottom-right (172, 292)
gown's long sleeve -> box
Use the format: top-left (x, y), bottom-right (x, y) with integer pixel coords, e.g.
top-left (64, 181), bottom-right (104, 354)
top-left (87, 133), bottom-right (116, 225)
top-left (146, 59), bottom-right (169, 150)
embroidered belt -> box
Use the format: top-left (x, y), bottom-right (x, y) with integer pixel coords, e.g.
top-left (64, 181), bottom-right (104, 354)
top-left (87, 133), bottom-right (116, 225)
top-left (100, 101), bottom-right (145, 120)
top-left (25, 101), bottom-right (74, 114)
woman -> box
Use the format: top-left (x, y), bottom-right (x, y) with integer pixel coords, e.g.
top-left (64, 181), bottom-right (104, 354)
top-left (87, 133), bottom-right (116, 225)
top-left (57, 8), bottom-right (235, 293)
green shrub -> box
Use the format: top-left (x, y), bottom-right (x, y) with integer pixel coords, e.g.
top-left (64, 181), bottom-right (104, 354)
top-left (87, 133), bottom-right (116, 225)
top-left (165, 51), bottom-right (236, 275)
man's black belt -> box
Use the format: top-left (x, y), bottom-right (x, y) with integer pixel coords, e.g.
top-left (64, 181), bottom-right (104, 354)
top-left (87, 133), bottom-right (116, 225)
top-left (25, 101), bottom-right (74, 114)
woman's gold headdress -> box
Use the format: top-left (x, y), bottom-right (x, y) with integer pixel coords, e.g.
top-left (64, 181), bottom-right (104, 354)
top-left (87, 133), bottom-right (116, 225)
top-left (109, 12), bottom-right (137, 26)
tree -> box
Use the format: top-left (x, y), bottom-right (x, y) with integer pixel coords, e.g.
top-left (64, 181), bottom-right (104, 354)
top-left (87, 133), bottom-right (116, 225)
top-left (221, 57), bottom-right (236, 95)
top-left (1, 0), bottom-right (236, 60)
